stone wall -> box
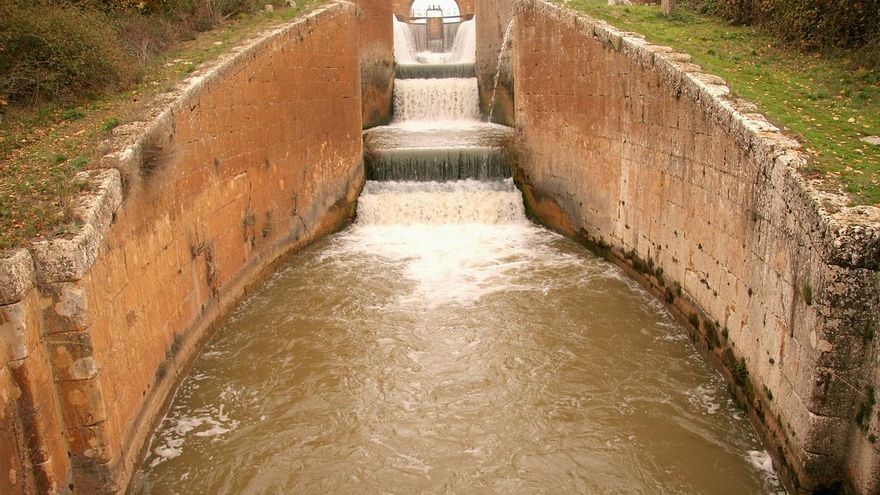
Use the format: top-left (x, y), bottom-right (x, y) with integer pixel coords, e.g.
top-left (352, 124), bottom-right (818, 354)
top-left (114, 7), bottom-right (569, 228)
top-left (512, 2), bottom-right (879, 494)
top-left (1, 265), bottom-right (71, 494)
top-left (475, 0), bottom-right (514, 125)
top-left (0, 3), bottom-right (365, 493)
top-left (355, 0), bottom-right (394, 127)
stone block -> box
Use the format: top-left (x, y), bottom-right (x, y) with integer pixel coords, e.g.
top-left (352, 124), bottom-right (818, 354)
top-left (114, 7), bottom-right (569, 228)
top-left (1, 302), bottom-right (29, 363)
top-left (46, 332), bottom-right (97, 383)
top-left (0, 250), bottom-right (35, 306)
top-left (41, 282), bottom-right (91, 335)
top-left (56, 378), bottom-right (107, 427)
top-left (69, 422), bottom-right (115, 463)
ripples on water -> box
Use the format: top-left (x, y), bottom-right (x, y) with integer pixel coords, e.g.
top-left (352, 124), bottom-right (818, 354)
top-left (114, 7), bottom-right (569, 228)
top-left (133, 180), bottom-right (784, 495)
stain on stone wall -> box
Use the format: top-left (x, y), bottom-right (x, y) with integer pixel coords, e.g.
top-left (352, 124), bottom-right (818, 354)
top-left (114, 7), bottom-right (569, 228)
top-left (512, 2), bottom-right (880, 494)
top-left (355, 0), bottom-right (395, 128)
top-left (0, 3), bottom-right (365, 493)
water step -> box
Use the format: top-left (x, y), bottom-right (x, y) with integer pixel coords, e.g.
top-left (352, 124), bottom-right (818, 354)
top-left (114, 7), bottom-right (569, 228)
top-left (364, 123), bottom-right (513, 150)
top-left (396, 63), bottom-right (476, 79)
top-left (366, 147), bottom-right (510, 182)
top-left (393, 78), bottom-right (480, 121)
top-left (357, 179), bottom-right (525, 226)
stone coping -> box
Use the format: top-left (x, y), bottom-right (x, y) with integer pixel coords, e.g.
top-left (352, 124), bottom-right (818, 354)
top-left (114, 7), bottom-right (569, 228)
top-left (0, 2), bottom-right (358, 307)
top-left (518, 0), bottom-right (880, 270)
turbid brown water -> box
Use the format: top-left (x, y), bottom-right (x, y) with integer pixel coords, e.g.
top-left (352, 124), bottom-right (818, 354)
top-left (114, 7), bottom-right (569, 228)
top-left (132, 180), bottom-right (783, 495)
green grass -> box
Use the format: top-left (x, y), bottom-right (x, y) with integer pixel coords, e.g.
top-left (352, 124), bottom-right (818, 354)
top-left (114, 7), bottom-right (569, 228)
top-left (0, 1), bottom-right (326, 252)
top-left (559, 0), bottom-right (880, 205)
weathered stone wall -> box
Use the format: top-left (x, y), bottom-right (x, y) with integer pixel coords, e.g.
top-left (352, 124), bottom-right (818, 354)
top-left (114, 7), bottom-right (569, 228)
top-left (513, 2), bottom-right (880, 494)
top-left (355, 0), bottom-right (394, 127)
top-left (1, 266), bottom-right (71, 494)
top-left (475, 0), bottom-right (514, 124)
top-left (0, 3), bottom-right (365, 493)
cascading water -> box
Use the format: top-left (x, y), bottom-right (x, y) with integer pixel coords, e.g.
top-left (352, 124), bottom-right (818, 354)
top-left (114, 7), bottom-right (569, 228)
top-left (364, 15), bottom-right (510, 181)
top-left (393, 16), bottom-right (419, 64)
top-left (356, 180), bottom-right (524, 225)
top-left (396, 17), bottom-right (477, 78)
top-left (447, 18), bottom-right (476, 64)
top-left (133, 14), bottom-right (786, 495)
top-left (393, 79), bottom-right (480, 122)
top-left (366, 16), bottom-right (510, 182)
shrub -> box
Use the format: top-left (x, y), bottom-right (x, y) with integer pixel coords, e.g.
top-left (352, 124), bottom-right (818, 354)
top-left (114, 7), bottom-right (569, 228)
top-left (117, 14), bottom-right (178, 64)
top-left (0, 0), bottom-right (283, 107)
top-left (715, 0), bottom-right (880, 51)
top-left (0, 1), bottom-right (139, 104)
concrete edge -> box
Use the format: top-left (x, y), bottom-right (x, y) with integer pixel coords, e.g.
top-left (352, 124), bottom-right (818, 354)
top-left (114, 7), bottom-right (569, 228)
top-left (526, 0), bottom-right (880, 270)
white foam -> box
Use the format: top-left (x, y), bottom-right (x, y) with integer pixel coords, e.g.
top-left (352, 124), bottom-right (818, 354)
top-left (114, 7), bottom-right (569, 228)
top-left (687, 384), bottom-right (721, 415)
top-left (146, 405), bottom-right (239, 468)
top-left (357, 180), bottom-right (526, 225)
top-left (322, 180), bottom-right (611, 307)
top-left (748, 450), bottom-right (782, 488)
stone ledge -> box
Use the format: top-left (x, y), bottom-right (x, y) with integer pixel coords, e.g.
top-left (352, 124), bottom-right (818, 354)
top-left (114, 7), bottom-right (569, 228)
top-left (526, 0), bottom-right (880, 271)
top-left (0, 250), bottom-right (35, 306)
top-left (29, 169), bottom-right (123, 285)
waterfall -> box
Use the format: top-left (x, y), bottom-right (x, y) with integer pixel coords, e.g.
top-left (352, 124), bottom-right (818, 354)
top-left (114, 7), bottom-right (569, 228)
top-left (393, 78), bottom-right (480, 122)
top-left (447, 18), bottom-right (476, 64)
top-left (371, 15), bottom-right (514, 188)
top-left (393, 16), bottom-right (418, 64)
top-left (396, 63), bottom-right (475, 79)
top-left (394, 17), bottom-right (476, 68)
top-left (356, 180), bottom-right (526, 226)
top-left (366, 147), bottom-right (510, 182)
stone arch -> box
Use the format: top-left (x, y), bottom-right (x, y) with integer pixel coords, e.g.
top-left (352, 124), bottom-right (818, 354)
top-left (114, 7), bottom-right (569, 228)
top-left (393, 0), bottom-right (475, 18)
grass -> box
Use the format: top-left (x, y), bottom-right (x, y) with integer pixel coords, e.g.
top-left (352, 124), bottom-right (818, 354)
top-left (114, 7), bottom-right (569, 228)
top-left (0, 1), bottom-right (326, 252)
top-left (558, 0), bottom-right (880, 206)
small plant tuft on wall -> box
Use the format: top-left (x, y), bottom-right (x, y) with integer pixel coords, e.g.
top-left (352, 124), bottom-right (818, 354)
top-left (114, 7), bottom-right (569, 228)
top-left (802, 282), bottom-right (813, 306)
top-left (734, 358), bottom-right (749, 386)
top-left (688, 312), bottom-right (700, 330)
top-left (242, 207), bottom-right (257, 242)
top-left (856, 387), bottom-right (876, 432)
top-left (665, 287), bottom-right (675, 304)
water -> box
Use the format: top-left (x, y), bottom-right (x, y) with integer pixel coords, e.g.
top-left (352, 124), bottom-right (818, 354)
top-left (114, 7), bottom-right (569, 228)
top-left (364, 120), bottom-right (512, 182)
top-left (393, 79), bottom-right (480, 122)
top-left (397, 62), bottom-right (476, 80)
top-left (133, 181), bottom-right (782, 494)
top-left (368, 18), bottom-right (510, 181)
top-left (132, 16), bottom-right (784, 495)
top-left (393, 16), bottom-right (420, 64)
top-left (393, 17), bottom-right (476, 66)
